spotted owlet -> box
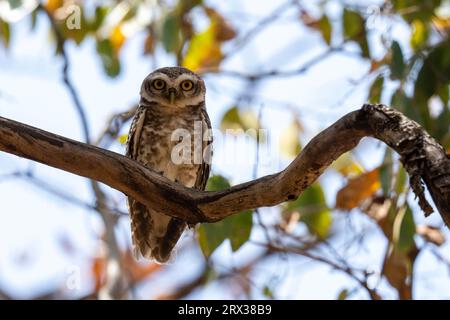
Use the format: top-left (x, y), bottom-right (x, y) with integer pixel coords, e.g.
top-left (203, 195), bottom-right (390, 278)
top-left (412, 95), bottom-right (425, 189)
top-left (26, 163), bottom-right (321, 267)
top-left (126, 67), bottom-right (212, 263)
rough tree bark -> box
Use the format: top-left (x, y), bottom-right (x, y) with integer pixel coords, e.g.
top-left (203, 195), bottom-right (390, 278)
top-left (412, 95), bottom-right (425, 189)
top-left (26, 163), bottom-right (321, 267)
top-left (0, 104), bottom-right (449, 227)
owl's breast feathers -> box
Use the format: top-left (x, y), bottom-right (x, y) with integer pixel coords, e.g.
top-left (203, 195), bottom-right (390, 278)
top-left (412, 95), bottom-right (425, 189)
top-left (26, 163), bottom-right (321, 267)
top-left (126, 103), bottom-right (212, 262)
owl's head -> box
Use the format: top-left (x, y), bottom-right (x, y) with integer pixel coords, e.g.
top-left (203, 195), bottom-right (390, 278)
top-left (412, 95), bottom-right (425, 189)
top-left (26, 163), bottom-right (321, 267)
top-left (140, 67), bottom-right (206, 109)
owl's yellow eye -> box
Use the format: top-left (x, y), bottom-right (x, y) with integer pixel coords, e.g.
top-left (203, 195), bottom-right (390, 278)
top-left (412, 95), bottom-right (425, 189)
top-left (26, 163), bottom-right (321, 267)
top-left (152, 79), bottom-right (166, 90)
top-left (180, 80), bottom-right (194, 91)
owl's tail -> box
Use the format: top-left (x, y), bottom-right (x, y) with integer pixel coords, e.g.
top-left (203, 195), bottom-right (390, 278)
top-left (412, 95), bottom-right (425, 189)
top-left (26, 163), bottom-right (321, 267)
top-left (128, 197), bottom-right (186, 263)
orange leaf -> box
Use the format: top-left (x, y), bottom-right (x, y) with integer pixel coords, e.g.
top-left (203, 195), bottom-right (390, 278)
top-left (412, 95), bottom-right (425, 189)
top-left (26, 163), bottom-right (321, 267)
top-left (336, 168), bottom-right (381, 210)
top-left (433, 17), bottom-right (450, 35)
top-left (122, 249), bottom-right (161, 283)
top-left (45, 0), bottom-right (64, 14)
top-left (91, 255), bottom-right (106, 292)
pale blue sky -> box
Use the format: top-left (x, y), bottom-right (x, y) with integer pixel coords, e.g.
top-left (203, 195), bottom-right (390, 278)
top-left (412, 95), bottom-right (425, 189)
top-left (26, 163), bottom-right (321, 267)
top-left (0, 0), bottom-right (449, 299)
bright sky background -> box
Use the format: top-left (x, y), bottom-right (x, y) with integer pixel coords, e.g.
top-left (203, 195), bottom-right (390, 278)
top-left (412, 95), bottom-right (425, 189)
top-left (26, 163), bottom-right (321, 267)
top-left (0, 0), bottom-right (449, 299)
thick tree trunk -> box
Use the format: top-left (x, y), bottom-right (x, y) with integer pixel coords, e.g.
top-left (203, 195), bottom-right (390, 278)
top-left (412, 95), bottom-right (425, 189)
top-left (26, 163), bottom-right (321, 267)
top-left (0, 104), bottom-right (449, 227)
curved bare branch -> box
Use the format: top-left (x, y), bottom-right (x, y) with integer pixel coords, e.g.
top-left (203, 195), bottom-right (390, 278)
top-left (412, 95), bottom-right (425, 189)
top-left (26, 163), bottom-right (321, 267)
top-left (0, 104), bottom-right (448, 227)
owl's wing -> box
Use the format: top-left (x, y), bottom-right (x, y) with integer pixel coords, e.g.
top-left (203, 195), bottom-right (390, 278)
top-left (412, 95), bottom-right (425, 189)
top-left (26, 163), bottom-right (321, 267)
top-left (126, 106), bottom-right (146, 159)
top-left (195, 107), bottom-right (213, 190)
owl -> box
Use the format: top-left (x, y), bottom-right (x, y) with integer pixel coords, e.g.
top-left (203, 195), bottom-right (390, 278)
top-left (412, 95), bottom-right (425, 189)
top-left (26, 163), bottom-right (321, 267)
top-left (126, 67), bottom-right (212, 263)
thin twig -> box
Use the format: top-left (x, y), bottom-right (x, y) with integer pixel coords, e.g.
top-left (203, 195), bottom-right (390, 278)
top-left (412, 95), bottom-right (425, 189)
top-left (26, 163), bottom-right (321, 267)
top-left (201, 46), bottom-right (342, 79)
top-left (39, 4), bottom-right (91, 143)
top-left (254, 241), bottom-right (381, 300)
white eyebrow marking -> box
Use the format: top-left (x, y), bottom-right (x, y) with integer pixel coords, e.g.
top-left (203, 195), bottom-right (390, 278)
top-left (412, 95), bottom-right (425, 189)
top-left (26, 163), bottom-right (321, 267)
top-left (174, 74), bottom-right (198, 86)
top-left (147, 73), bottom-right (171, 83)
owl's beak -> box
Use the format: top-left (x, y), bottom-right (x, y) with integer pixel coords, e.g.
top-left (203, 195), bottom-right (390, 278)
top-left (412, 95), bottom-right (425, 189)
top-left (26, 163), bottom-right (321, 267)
top-left (168, 89), bottom-right (176, 104)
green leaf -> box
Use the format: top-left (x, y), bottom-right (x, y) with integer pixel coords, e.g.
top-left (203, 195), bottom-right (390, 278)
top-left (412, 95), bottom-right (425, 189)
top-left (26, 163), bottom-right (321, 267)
top-left (8, 0), bottom-right (22, 9)
top-left (380, 148), bottom-right (393, 196)
top-left (229, 210), bottom-right (253, 251)
top-left (395, 166), bottom-right (408, 195)
top-left (438, 84), bottom-right (449, 106)
top-left (30, 7), bottom-right (38, 31)
top-left (96, 39), bottom-right (121, 77)
top-left (285, 184), bottom-right (331, 239)
top-left (220, 106), bottom-right (241, 130)
top-left (368, 75), bottom-right (384, 103)
top-left (343, 9), bottom-right (369, 58)
top-left (343, 9), bottom-right (363, 38)
top-left (176, 0), bottom-right (203, 14)
top-left (198, 211), bottom-right (253, 257)
top-left (162, 13), bottom-right (180, 53)
top-left (220, 106), bottom-right (263, 141)
top-left (390, 41), bottom-right (405, 80)
top-left (263, 286), bottom-right (274, 299)
top-left (198, 175), bottom-right (253, 257)
top-left (393, 205), bottom-right (416, 252)
top-left (197, 220), bottom-right (228, 257)
top-left (206, 174), bottom-right (231, 191)
top-left (413, 39), bottom-right (450, 131)
top-left (392, 0), bottom-right (440, 23)
top-left (435, 104), bottom-right (450, 144)
top-left (337, 289), bottom-right (349, 300)
top-left (318, 15), bottom-right (332, 45)
top-left (90, 6), bottom-right (109, 31)
top-left (391, 88), bottom-right (422, 123)
top-left (0, 19), bottom-right (10, 48)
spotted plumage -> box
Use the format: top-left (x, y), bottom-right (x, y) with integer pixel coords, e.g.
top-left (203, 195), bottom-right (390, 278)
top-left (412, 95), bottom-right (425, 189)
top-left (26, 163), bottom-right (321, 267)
top-left (126, 67), bottom-right (212, 263)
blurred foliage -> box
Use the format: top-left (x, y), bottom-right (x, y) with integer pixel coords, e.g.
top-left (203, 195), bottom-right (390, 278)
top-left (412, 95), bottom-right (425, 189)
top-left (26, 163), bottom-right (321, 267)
top-left (0, 0), bottom-right (449, 300)
top-left (283, 183), bottom-right (332, 239)
top-left (198, 175), bottom-right (253, 257)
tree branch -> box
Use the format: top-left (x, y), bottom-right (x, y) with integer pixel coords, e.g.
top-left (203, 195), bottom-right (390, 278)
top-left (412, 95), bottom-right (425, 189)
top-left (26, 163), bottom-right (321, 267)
top-left (0, 104), bottom-right (449, 227)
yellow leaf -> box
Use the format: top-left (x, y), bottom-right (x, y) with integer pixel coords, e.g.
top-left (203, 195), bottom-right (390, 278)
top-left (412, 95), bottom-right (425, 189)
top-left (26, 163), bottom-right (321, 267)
top-left (279, 120), bottom-right (302, 158)
top-left (410, 19), bottom-right (428, 50)
top-left (336, 168), bottom-right (380, 210)
top-left (118, 134), bottom-right (128, 145)
top-left (182, 25), bottom-right (222, 72)
top-left (111, 25), bottom-right (125, 53)
top-left (332, 152), bottom-right (364, 177)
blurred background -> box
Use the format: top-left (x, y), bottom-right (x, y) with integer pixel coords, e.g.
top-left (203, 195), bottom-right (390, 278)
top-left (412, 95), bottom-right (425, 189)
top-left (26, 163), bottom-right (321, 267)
top-left (0, 0), bottom-right (449, 300)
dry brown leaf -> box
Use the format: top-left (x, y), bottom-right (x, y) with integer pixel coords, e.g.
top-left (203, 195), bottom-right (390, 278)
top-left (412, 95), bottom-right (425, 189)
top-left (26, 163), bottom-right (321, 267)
top-left (336, 168), bottom-right (380, 210)
top-left (299, 10), bottom-right (319, 28)
top-left (143, 32), bottom-right (154, 55)
top-left (382, 243), bottom-right (418, 299)
top-left (416, 225), bottom-right (446, 246)
top-left (362, 196), bottom-right (391, 222)
top-left (205, 7), bottom-right (236, 41)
